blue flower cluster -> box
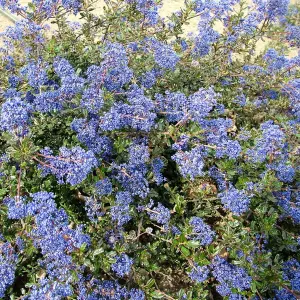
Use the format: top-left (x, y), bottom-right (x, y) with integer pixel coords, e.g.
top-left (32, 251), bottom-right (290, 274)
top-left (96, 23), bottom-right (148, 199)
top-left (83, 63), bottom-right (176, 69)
top-left (0, 0), bottom-right (82, 16)
top-left (271, 162), bottom-right (295, 183)
top-left (156, 91), bottom-right (189, 123)
top-left (38, 146), bottom-right (98, 185)
top-left (172, 134), bottom-right (190, 151)
top-left (254, 0), bottom-right (289, 20)
top-left (194, 26), bottom-right (219, 57)
top-left (275, 259), bottom-right (300, 299)
top-left (0, 241), bottom-right (18, 298)
top-left (0, 97), bottom-right (32, 136)
top-left (126, 0), bottom-right (159, 25)
top-left (95, 178), bottom-right (113, 196)
top-left (33, 0), bottom-right (82, 16)
top-left (33, 90), bottom-right (63, 113)
top-left (5, 192), bottom-right (90, 298)
top-left (93, 43), bottom-right (133, 92)
top-left (188, 264), bottom-right (209, 283)
top-left (147, 38), bottom-right (180, 70)
top-left (212, 256), bottom-right (252, 298)
top-left (0, 0), bottom-right (299, 298)
top-left (85, 196), bottom-right (104, 222)
top-left (100, 89), bottom-right (156, 132)
top-left (172, 146), bottom-right (207, 179)
top-left (286, 25), bottom-right (300, 47)
top-left (1, 19), bottom-right (45, 53)
top-left (283, 79), bottom-right (300, 120)
top-left (139, 69), bottom-right (159, 88)
top-left (111, 253), bottom-right (134, 277)
top-left (247, 120), bottom-right (286, 163)
top-left (113, 140), bottom-right (151, 198)
top-left (189, 87), bottom-right (219, 123)
top-left (53, 57), bottom-right (85, 98)
top-left (275, 189), bottom-right (300, 224)
top-left (83, 279), bottom-right (145, 299)
top-left (204, 118), bottom-right (242, 159)
top-left (218, 186), bottom-right (251, 216)
top-left (71, 118), bottom-right (112, 157)
top-left (156, 87), bottom-right (218, 124)
top-left (147, 202), bottom-right (171, 225)
top-left (21, 60), bottom-right (49, 89)
top-left (80, 86), bottom-right (104, 114)
top-left (209, 166), bottom-right (227, 192)
top-left (189, 217), bottom-right (215, 246)
top-left (111, 192), bottom-right (133, 227)
top-left (152, 158), bottom-right (165, 185)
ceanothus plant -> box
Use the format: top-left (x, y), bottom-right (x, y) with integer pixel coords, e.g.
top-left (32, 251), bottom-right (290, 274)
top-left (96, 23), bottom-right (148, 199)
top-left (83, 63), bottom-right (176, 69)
top-left (0, 0), bottom-right (299, 299)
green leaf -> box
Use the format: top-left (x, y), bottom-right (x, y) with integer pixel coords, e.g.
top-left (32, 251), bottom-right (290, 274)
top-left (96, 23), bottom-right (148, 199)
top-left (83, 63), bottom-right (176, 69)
top-left (150, 291), bottom-right (165, 299)
top-left (181, 246), bottom-right (190, 257)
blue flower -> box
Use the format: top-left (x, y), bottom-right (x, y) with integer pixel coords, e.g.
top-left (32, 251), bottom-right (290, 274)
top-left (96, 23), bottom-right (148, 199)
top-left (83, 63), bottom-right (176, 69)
top-left (111, 192), bottom-right (133, 227)
top-left (95, 178), bottom-right (113, 196)
top-left (21, 60), bottom-right (49, 89)
top-left (0, 98), bottom-right (32, 136)
top-left (286, 25), bottom-right (300, 47)
top-left (156, 91), bottom-right (189, 123)
top-left (275, 190), bottom-right (300, 224)
top-left (0, 242), bottom-right (18, 298)
top-left (111, 254), bottom-right (133, 277)
top-left (71, 118), bottom-right (112, 157)
top-left (172, 146), bottom-right (207, 179)
top-left (147, 38), bottom-right (179, 69)
top-left (38, 146), bottom-right (98, 185)
top-left (147, 202), bottom-right (170, 225)
top-left (218, 186), bottom-right (251, 216)
top-left (247, 120), bottom-right (286, 163)
top-left (212, 256), bottom-right (252, 297)
top-left (188, 264), bottom-right (209, 283)
top-left (189, 217), bottom-right (215, 246)
top-left (188, 87), bottom-right (219, 123)
top-left (152, 158), bottom-right (165, 185)
top-left (126, 0), bottom-right (159, 25)
top-left (128, 288), bottom-right (145, 300)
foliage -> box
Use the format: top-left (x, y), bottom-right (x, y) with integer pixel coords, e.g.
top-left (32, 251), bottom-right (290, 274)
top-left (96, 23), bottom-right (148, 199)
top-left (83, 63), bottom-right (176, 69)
top-left (0, 0), bottom-right (299, 299)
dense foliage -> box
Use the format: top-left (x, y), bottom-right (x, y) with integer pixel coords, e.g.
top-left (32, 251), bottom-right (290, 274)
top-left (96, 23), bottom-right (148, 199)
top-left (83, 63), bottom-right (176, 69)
top-left (0, 0), bottom-right (299, 298)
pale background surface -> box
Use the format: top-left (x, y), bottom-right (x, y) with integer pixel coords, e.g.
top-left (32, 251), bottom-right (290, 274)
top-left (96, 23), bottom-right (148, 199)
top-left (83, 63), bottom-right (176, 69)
top-left (1, 0), bottom-right (299, 53)
top-left (0, 0), bottom-right (190, 32)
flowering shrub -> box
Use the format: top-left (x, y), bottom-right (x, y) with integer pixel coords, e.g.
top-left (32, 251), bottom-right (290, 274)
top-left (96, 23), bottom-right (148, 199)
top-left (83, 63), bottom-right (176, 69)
top-left (0, 0), bottom-right (299, 298)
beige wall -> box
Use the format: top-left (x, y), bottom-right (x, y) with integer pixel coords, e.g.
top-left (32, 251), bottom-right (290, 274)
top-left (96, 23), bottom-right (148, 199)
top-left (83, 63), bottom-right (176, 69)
top-left (1, 0), bottom-right (299, 32)
top-left (0, 13), bottom-right (13, 32)
top-left (0, 0), bottom-right (299, 54)
top-left (0, 0), bottom-right (196, 32)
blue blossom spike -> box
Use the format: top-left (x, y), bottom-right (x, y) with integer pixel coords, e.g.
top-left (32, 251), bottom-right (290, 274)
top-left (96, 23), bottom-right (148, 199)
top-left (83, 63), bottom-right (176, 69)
top-left (95, 178), bottom-right (113, 196)
top-left (147, 202), bottom-right (170, 225)
top-left (0, 98), bottom-right (32, 137)
top-left (129, 288), bottom-right (145, 300)
top-left (147, 38), bottom-right (179, 69)
top-left (111, 192), bottom-right (133, 226)
top-left (188, 87), bottom-right (219, 123)
top-left (247, 120), bottom-right (286, 163)
top-left (152, 158), bottom-right (165, 185)
top-left (38, 146), bottom-right (98, 185)
top-left (111, 253), bottom-right (133, 277)
top-left (189, 217), bottom-right (215, 246)
top-left (0, 242), bottom-right (18, 298)
top-left (218, 186), bottom-right (251, 216)
top-left (188, 264), bottom-right (209, 283)
top-left (212, 256), bottom-right (252, 297)
top-left (172, 146), bottom-right (207, 180)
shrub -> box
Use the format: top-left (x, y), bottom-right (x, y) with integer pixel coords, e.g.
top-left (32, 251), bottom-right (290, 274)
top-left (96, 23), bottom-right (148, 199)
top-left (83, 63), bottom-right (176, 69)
top-left (0, 0), bottom-right (299, 299)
